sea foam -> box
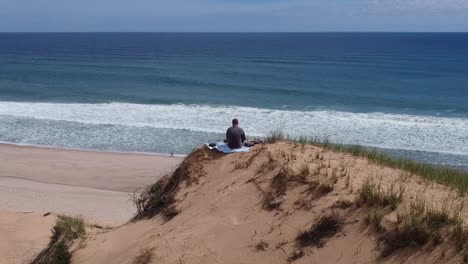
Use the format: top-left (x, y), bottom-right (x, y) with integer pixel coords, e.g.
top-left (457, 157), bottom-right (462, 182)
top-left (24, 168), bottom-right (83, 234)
top-left (0, 101), bottom-right (467, 155)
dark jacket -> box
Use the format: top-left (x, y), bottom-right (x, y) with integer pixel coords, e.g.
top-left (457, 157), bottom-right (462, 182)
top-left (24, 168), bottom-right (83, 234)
top-left (226, 126), bottom-right (246, 149)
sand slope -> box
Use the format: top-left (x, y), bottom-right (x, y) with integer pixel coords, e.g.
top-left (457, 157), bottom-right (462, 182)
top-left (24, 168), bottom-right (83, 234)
top-left (72, 142), bottom-right (465, 264)
top-left (0, 211), bottom-right (56, 264)
top-left (0, 177), bottom-right (135, 224)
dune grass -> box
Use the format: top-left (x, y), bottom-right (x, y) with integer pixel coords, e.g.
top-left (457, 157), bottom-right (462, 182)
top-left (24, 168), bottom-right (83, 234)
top-left (265, 130), bottom-right (286, 144)
top-left (132, 248), bottom-right (155, 264)
top-left (268, 133), bottom-right (468, 194)
top-left (364, 207), bottom-right (386, 232)
top-left (381, 199), bottom-right (462, 257)
top-left (31, 215), bottom-right (85, 264)
top-left (296, 211), bottom-right (343, 248)
top-left (261, 168), bottom-right (290, 210)
top-left (332, 199), bottom-right (353, 209)
top-left (253, 240), bottom-right (269, 252)
top-left (132, 180), bottom-right (179, 221)
top-left (312, 139), bottom-right (468, 193)
top-left (358, 180), bottom-right (404, 210)
top-left (132, 148), bottom-right (209, 221)
top-left (261, 133), bottom-right (468, 258)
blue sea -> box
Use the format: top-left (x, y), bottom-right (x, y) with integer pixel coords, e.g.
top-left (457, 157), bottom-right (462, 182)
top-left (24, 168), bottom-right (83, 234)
top-left (1, 33), bottom-right (468, 168)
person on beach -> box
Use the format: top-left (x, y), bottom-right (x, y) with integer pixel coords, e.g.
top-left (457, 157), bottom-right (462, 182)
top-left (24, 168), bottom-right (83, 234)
top-left (226, 118), bottom-right (246, 149)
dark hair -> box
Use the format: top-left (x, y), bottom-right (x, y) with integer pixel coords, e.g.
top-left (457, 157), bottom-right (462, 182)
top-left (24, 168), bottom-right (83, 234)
top-left (232, 118), bottom-right (239, 125)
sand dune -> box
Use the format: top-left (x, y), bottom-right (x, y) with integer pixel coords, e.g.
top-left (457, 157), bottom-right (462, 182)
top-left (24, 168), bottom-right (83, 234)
top-left (3, 142), bottom-right (467, 263)
top-left (71, 142), bottom-right (465, 264)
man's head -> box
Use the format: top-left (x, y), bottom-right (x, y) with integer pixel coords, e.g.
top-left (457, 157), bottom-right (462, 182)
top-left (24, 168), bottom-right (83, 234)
top-left (232, 118), bottom-right (239, 126)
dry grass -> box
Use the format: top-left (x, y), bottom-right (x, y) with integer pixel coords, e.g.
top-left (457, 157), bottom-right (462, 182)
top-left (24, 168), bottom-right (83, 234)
top-left (289, 165), bottom-right (337, 210)
top-left (256, 153), bottom-right (277, 174)
top-left (453, 219), bottom-right (468, 252)
top-left (296, 211), bottom-right (343, 248)
top-left (364, 207), bottom-right (386, 232)
top-left (353, 180), bottom-right (466, 257)
top-left (254, 240), bottom-right (269, 251)
top-left (133, 148), bottom-right (210, 221)
top-left (132, 180), bottom-right (179, 221)
top-left (271, 169), bottom-right (289, 196)
top-left (289, 211), bottom-right (344, 260)
top-left (262, 169), bottom-right (289, 210)
top-left (316, 179), bottom-right (334, 195)
top-left (332, 199), bottom-right (353, 209)
top-left (380, 199), bottom-right (463, 257)
top-left (262, 192), bottom-right (282, 210)
top-left (132, 248), bottom-right (155, 264)
top-left (256, 160), bottom-right (272, 174)
top-left (258, 156), bottom-right (338, 211)
top-left (296, 163), bottom-right (310, 178)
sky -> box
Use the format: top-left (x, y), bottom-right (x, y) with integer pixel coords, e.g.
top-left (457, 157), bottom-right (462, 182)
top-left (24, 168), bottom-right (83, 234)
top-left (0, 0), bottom-right (467, 32)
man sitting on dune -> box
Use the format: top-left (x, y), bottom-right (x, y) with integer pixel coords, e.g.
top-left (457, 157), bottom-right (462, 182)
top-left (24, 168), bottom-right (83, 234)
top-left (226, 118), bottom-right (246, 149)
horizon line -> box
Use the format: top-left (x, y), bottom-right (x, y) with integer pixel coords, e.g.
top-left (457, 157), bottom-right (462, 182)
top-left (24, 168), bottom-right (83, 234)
top-left (1, 31), bottom-right (468, 34)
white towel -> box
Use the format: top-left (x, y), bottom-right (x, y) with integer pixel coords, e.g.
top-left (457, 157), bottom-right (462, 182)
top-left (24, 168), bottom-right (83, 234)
top-left (206, 142), bottom-right (250, 153)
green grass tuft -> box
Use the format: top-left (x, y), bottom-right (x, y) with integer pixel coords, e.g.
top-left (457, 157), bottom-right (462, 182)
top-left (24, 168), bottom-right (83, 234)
top-left (358, 180), bottom-right (404, 210)
top-left (52, 241), bottom-right (71, 264)
top-left (52, 215), bottom-right (85, 243)
top-left (31, 215), bottom-right (85, 264)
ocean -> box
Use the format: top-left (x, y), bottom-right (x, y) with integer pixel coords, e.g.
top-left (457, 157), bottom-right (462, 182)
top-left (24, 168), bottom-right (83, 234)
top-left (0, 33), bottom-right (467, 168)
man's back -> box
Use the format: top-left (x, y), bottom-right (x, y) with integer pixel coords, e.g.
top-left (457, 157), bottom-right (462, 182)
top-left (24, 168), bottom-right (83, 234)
top-left (226, 126), bottom-right (246, 149)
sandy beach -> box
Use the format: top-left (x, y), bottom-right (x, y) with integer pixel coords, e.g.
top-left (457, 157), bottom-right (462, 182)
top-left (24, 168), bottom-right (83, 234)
top-left (0, 144), bottom-right (182, 264)
top-left (0, 144), bottom-right (183, 192)
top-left (0, 144), bottom-right (182, 222)
top-left (72, 142), bottom-right (466, 264)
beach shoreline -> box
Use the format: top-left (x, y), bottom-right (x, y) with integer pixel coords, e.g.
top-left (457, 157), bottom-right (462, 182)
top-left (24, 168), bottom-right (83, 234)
top-left (0, 141), bottom-right (188, 158)
top-left (0, 143), bottom-right (183, 222)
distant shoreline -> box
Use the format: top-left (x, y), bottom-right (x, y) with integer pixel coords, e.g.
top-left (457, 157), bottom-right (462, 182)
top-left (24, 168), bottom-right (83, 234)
top-left (0, 141), bottom-right (188, 158)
